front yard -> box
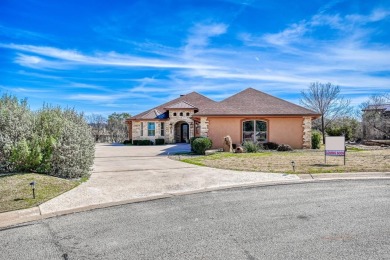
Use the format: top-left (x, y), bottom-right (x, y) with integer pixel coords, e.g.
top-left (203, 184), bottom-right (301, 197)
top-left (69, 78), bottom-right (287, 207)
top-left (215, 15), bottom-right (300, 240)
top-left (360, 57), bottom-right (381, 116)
top-left (0, 173), bottom-right (81, 213)
top-left (179, 147), bottom-right (390, 174)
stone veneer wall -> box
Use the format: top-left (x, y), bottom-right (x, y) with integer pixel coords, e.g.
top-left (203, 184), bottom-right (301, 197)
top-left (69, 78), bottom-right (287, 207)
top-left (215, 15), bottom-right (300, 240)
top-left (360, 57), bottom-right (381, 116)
top-left (302, 117), bottom-right (312, 149)
top-left (200, 117), bottom-right (209, 137)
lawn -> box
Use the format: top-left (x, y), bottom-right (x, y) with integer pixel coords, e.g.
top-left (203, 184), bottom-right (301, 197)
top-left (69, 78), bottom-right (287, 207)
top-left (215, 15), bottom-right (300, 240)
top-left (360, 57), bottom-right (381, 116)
top-left (0, 173), bottom-right (81, 213)
top-left (179, 148), bottom-right (390, 174)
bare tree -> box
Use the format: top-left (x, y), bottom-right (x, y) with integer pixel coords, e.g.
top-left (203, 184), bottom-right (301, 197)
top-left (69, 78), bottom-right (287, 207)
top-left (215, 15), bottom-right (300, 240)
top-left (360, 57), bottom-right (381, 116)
top-left (87, 114), bottom-right (107, 142)
top-left (360, 93), bottom-right (390, 140)
top-left (300, 82), bottom-right (351, 144)
top-left (107, 112), bottom-right (130, 143)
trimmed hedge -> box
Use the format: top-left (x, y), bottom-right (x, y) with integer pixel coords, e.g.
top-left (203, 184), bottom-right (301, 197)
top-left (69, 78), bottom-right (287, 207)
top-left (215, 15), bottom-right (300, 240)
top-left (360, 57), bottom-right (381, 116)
top-left (263, 142), bottom-right (279, 150)
top-left (192, 137), bottom-right (212, 155)
top-left (155, 138), bottom-right (165, 145)
top-left (190, 136), bottom-right (203, 151)
top-left (133, 140), bottom-right (153, 145)
top-left (123, 139), bottom-right (132, 145)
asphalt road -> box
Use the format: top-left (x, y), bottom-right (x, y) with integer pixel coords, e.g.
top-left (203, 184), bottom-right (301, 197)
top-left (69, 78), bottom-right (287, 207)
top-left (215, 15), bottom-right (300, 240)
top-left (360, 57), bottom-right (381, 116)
top-left (1, 179), bottom-right (389, 260)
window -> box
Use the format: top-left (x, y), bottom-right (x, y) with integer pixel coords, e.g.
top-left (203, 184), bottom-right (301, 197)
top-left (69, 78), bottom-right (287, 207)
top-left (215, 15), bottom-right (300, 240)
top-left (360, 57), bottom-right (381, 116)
top-left (180, 112), bottom-right (183, 116)
top-left (148, 122), bottom-right (155, 136)
top-left (186, 112), bottom-right (190, 116)
top-left (242, 120), bottom-right (267, 143)
top-left (140, 122), bottom-right (144, 136)
top-left (173, 112), bottom-right (177, 116)
top-left (160, 122), bottom-right (165, 136)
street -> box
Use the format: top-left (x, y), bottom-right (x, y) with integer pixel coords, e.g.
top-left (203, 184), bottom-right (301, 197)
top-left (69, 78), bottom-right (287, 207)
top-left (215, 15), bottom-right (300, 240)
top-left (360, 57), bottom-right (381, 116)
top-left (1, 179), bottom-right (389, 260)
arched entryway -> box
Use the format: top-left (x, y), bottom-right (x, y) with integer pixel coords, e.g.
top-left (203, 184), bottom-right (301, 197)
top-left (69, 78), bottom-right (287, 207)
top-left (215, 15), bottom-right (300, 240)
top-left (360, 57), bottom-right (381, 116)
top-left (174, 121), bottom-right (190, 143)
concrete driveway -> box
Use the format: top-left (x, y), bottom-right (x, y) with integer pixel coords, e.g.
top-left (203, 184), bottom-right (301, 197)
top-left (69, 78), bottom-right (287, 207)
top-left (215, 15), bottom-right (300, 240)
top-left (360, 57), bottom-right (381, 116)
top-left (39, 144), bottom-right (298, 215)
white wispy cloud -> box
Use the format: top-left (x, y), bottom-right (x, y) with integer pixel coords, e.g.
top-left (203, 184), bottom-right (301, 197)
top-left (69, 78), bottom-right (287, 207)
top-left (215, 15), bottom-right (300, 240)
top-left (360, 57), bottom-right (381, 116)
top-left (0, 43), bottom-right (219, 70)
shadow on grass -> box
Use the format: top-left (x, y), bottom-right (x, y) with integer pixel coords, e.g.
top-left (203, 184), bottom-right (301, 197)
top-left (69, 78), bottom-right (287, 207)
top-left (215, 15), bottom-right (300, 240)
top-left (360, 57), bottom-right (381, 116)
top-left (311, 164), bottom-right (340, 167)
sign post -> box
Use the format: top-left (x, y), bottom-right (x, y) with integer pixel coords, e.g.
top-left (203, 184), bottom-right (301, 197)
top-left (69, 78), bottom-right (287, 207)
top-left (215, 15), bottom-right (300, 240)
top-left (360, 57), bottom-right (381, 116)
top-left (325, 136), bottom-right (346, 165)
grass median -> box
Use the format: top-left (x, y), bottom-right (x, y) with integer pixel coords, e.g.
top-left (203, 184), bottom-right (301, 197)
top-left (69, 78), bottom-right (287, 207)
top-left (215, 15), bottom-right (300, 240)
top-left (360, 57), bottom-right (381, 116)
top-left (179, 148), bottom-right (390, 174)
top-left (0, 173), bottom-right (82, 213)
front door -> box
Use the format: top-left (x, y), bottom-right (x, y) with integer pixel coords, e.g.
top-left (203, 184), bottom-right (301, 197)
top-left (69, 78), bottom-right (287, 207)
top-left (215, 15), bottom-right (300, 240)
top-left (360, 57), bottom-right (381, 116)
top-left (181, 123), bottom-right (189, 143)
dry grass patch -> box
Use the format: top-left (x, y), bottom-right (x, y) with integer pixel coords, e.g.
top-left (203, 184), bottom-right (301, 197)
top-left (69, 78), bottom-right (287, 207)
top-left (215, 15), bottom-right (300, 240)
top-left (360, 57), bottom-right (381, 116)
top-left (0, 173), bottom-right (80, 213)
top-left (179, 149), bottom-right (390, 174)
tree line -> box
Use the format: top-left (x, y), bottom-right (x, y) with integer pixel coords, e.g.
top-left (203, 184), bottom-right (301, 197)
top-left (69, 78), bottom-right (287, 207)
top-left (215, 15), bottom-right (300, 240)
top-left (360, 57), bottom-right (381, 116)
top-left (300, 82), bottom-right (389, 144)
top-left (87, 112), bottom-right (130, 143)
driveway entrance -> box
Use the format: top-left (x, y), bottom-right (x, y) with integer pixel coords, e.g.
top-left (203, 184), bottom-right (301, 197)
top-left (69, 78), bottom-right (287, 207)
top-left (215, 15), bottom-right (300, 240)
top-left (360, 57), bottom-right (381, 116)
top-left (39, 144), bottom-right (298, 215)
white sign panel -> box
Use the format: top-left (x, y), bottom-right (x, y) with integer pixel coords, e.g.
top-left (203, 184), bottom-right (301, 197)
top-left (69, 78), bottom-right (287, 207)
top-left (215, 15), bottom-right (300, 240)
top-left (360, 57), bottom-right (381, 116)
top-left (325, 136), bottom-right (345, 156)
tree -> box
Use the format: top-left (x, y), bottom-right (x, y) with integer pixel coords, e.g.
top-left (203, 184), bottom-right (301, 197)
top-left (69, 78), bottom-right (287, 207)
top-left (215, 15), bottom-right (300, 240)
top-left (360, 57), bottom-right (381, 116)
top-left (87, 114), bottom-right (107, 142)
top-left (360, 93), bottom-right (390, 140)
top-left (300, 82), bottom-right (351, 144)
top-left (107, 112), bottom-right (130, 143)
top-left (325, 117), bottom-right (362, 141)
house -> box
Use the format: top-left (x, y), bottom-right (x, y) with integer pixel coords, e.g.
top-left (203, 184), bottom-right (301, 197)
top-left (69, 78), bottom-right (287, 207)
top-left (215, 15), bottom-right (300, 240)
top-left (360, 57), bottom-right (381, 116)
top-left (362, 104), bottom-right (390, 140)
top-left (126, 88), bottom-right (320, 149)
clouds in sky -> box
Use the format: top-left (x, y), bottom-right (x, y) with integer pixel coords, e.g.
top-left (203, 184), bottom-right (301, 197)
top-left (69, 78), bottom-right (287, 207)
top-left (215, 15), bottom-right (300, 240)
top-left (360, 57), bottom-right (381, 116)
top-left (0, 0), bottom-right (389, 115)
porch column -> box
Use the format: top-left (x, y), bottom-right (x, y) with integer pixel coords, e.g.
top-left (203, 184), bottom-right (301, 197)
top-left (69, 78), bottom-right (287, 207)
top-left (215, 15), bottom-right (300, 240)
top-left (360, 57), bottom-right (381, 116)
top-left (200, 117), bottom-right (209, 137)
top-left (302, 117), bottom-right (312, 149)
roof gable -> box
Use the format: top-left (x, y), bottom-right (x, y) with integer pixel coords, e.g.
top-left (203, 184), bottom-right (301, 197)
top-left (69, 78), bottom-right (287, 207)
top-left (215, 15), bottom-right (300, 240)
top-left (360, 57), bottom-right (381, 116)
top-left (164, 101), bottom-right (197, 109)
top-left (196, 88), bottom-right (319, 116)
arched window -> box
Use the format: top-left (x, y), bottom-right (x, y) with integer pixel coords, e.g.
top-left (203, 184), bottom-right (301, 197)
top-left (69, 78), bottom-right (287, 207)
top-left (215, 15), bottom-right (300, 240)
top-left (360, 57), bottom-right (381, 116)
top-left (180, 112), bottom-right (183, 116)
top-left (173, 112), bottom-right (177, 116)
top-left (186, 112), bottom-right (190, 116)
top-left (242, 120), bottom-right (267, 143)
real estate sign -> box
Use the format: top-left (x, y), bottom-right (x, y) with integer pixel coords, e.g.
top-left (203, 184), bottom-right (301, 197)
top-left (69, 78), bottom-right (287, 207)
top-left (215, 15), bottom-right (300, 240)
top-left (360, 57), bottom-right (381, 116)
top-left (325, 136), bottom-right (346, 164)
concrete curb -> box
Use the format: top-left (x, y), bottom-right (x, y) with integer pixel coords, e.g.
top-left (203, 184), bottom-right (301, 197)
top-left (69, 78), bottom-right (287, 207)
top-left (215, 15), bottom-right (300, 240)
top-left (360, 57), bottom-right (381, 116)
top-left (1, 173), bottom-right (390, 230)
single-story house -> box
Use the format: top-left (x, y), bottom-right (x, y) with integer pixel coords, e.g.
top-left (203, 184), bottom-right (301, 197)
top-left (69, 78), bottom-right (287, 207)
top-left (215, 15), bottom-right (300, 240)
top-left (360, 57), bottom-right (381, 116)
top-left (126, 88), bottom-right (320, 149)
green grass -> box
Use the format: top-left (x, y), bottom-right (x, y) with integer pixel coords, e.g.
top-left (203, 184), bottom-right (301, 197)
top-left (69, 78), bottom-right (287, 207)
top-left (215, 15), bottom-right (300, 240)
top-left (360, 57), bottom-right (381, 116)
top-left (0, 173), bottom-right (82, 213)
top-left (178, 149), bottom-right (390, 174)
top-left (346, 147), bottom-right (365, 152)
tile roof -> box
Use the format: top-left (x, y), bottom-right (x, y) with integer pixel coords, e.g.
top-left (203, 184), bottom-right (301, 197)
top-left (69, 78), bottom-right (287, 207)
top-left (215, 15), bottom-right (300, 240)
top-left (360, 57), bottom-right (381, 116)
top-left (195, 88), bottom-right (319, 116)
top-left (164, 101), bottom-right (197, 109)
top-left (129, 88), bottom-right (320, 120)
top-left (129, 92), bottom-right (216, 119)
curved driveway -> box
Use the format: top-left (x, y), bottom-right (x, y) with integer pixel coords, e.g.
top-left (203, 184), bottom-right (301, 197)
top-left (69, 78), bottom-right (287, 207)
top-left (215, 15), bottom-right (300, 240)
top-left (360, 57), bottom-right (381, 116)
top-left (39, 144), bottom-right (298, 215)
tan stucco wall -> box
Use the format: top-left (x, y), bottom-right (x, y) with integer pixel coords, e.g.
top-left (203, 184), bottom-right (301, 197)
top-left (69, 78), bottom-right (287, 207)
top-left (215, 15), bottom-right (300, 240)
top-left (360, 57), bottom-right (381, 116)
top-left (207, 117), bottom-right (305, 149)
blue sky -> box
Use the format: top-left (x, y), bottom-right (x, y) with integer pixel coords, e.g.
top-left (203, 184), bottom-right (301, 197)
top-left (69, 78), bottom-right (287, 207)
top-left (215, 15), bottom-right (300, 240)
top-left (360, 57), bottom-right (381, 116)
top-left (1, 0), bottom-right (389, 116)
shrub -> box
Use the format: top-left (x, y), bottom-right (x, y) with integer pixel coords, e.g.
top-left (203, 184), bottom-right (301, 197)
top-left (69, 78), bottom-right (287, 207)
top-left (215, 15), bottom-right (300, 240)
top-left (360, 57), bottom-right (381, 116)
top-left (190, 136), bottom-right (203, 151)
top-left (311, 130), bottom-right (322, 149)
top-left (133, 140), bottom-right (153, 145)
top-left (192, 137), bottom-right (212, 155)
top-left (263, 142), bottom-right (279, 150)
top-left (276, 144), bottom-right (293, 151)
top-left (155, 138), bottom-right (165, 145)
top-left (242, 141), bottom-right (261, 153)
top-left (123, 140), bottom-right (132, 145)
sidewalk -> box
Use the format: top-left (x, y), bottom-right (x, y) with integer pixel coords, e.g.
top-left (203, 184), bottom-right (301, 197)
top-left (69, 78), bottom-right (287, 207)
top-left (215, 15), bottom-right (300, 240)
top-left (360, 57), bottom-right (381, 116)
top-left (1, 143), bottom-right (389, 229)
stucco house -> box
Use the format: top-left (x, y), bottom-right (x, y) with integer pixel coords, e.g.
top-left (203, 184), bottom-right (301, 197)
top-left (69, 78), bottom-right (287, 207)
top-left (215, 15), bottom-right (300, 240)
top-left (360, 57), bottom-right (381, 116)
top-left (126, 88), bottom-right (320, 149)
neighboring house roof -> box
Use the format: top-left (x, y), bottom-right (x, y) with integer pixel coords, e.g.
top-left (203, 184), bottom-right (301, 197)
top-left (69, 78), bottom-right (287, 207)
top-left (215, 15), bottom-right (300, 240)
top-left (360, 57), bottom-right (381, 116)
top-left (129, 88), bottom-right (320, 120)
top-left (364, 104), bottom-right (390, 113)
top-left (195, 88), bottom-right (320, 116)
top-left (129, 92), bottom-right (216, 120)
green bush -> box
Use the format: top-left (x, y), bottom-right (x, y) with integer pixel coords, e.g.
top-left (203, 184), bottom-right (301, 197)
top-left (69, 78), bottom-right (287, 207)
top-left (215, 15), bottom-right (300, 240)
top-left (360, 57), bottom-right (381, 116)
top-left (263, 142), bottom-right (279, 150)
top-left (242, 141), bottom-right (261, 153)
top-left (190, 136), bottom-right (203, 151)
top-left (155, 138), bottom-right (165, 145)
top-left (0, 94), bottom-right (95, 178)
top-left (133, 140), bottom-right (153, 145)
top-left (192, 137), bottom-right (212, 155)
top-left (123, 139), bottom-right (132, 145)
top-left (311, 130), bottom-right (322, 149)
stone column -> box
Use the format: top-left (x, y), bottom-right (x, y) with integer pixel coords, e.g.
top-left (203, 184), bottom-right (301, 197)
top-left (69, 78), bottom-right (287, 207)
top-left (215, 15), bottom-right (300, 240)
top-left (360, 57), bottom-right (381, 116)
top-left (302, 117), bottom-right (312, 149)
top-left (200, 117), bottom-right (209, 137)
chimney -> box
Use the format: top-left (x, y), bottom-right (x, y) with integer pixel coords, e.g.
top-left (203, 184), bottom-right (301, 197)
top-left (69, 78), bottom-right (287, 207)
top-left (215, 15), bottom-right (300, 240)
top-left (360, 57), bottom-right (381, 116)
top-left (180, 94), bottom-right (185, 97)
